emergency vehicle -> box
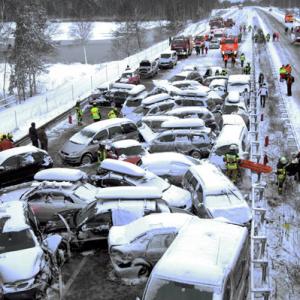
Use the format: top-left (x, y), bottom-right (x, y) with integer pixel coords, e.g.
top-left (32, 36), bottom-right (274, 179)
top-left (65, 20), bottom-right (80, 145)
top-left (285, 12), bottom-right (294, 23)
top-left (220, 36), bottom-right (239, 57)
top-left (171, 36), bottom-right (193, 57)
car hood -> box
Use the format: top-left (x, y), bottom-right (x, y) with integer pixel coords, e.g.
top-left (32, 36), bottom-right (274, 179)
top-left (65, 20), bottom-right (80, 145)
top-left (61, 140), bottom-right (86, 155)
top-left (208, 204), bottom-right (252, 225)
top-left (162, 185), bottom-right (192, 210)
top-left (0, 247), bottom-right (44, 283)
top-left (108, 226), bottom-right (127, 247)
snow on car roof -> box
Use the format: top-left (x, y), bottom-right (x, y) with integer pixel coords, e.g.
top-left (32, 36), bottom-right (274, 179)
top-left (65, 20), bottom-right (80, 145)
top-left (128, 84), bottom-right (146, 96)
top-left (111, 213), bottom-right (193, 245)
top-left (222, 114), bottom-right (246, 126)
top-left (111, 139), bottom-right (141, 149)
top-left (141, 115), bottom-right (179, 122)
top-left (141, 152), bottom-right (195, 167)
top-left (81, 118), bottom-right (132, 134)
top-left (214, 124), bottom-right (246, 149)
top-left (153, 217), bottom-right (248, 287)
top-left (166, 106), bottom-right (210, 115)
top-left (100, 159), bottom-right (146, 177)
top-left (226, 91), bottom-right (241, 103)
top-left (172, 88), bottom-right (208, 97)
top-left (175, 70), bottom-right (194, 77)
top-left (208, 90), bottom-right (222, 100)
top-left (160, 50), bottom-right (176, 55)
top-left (34, 168), bottom-right (88, 182)
top-left (142, 93), bottom-right (171, 106)
top-left (182, 65), bottom-right (200, 71)
top-left (209, 79), bottom-right (227, 87)
top-left (96, 186), bottom-right (162, 200)
top-left (161, 119), bottom-right (206, 129)
top-left (0, 201), bottom-right (30, 232)
top-left (0, 146), bottom-right (44, 165)
top-left (228, 74), bottom-right (250, 85)
top-left (172, 80), bottom-right (200, 86)
top-left (110, 83), bottom-right (135, 90)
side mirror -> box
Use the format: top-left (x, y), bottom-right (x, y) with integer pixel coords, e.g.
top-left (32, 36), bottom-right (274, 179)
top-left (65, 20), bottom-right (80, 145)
top-left (43, 234), bottom-right (63, 254)
top-left (91, 140), bottom-right (99, 145)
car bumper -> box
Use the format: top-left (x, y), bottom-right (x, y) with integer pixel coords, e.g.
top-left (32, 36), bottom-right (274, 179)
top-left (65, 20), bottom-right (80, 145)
top-left (59, 152), bottom-right (81, 164)
top-left (110, 260), bottom-right (143, 279)
top-left (159, 62), bottom-right (173, 68)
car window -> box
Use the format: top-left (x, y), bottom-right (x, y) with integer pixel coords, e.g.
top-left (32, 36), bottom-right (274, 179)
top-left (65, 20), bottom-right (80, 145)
top-left (122, 123), bottom-right (137, 134)
top-left (2, 156), bottom-right (19, 170)
top-left (94, 130), bottom-right (108, 141)
top-left (148, 234), bottom-right (174, 250)
top-left (190, 134), bottom-right (207, 143)
top-left (175, 134), bottom-right (189, 142)
top-left (159, 103), bottom-right (174, 112)
top-left (108, 126), bottom-right (123, 138)
top-left (159, 134), bottom-right (175, 142)
top-left (197, 184), bottom-right (204, 203)
top-left (188, 175), bottom-right (198, 191)
top-left (149, 107), bottom-right (159, 114)
top-left (31, 152), bottom-right (45, 164)
top-left (100, 178), bottom-right (130, 187)
top-left (19, 153), bottom-right (35, 167)
top-left (85, 211), bottom-right (112, 228)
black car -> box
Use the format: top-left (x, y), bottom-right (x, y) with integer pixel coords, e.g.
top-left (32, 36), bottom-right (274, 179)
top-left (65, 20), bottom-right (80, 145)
top-left (0, 146), bottom-right (53, 188)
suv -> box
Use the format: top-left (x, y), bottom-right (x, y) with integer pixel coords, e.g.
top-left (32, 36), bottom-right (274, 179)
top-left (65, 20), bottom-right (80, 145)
top-left (45, 187), bottom-right (187, 244)
top-left (158, 51), bottom-right (177, 68)
top-left (0, 201), bottom-right (64, 299)
top-left (147, 129), bottom-right (213, 159)
top-left (20, 181), bottom-right (99, 224)
top-left (0, 146), bottom-right (53, 188)
top-left (138, 59), bottom-right (159, 78)
top-left (108, 213), bottom-right (193, 279)
top-left (60, 118), bottom-right (139, 165)
top-left (91, 159), bottom-right (192, 210)
top-left (182, 161), bottom-right (252, 225)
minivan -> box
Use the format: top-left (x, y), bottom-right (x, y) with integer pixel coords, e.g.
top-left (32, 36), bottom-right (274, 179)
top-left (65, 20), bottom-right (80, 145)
top-left (158, 50), bottom-right (178, 68)
top-left (182, 160), bottom-right (252, 225)
top-left (60, 118), bottom-right (139, 165)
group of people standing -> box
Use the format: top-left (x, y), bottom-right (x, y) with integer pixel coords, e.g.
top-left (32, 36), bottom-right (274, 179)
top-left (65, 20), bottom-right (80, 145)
top-left (28, 122), bottom-right (48, 150)
top-left (195, 40), bottom-right (210, 56)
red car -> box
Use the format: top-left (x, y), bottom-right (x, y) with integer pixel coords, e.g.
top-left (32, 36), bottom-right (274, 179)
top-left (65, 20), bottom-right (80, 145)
top-left (107, 139), bottom-right (148, 164)
top-left (118, 69), bottom-right (140, 85)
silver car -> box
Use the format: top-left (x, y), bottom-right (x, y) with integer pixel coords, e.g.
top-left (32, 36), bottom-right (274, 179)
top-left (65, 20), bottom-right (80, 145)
top-left (108, 213), bottom-right (193, 279)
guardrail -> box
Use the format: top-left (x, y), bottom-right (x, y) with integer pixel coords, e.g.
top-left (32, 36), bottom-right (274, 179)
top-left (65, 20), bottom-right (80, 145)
top-left (250, 27), bottom-right (272, 300)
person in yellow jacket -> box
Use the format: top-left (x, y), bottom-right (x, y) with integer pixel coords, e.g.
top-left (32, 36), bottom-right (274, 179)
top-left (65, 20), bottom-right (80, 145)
top-left (90, 103), bottom-right (101, 122)
top-left (223, 144), bottom-right (240, 184)
top-left (108, 108), bottom-right (118, 119)
top-left (279, 65), bottom-right (287, 82)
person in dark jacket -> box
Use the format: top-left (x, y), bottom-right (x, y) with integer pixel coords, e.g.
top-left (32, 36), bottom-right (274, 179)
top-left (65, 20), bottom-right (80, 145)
top-left (29, 122), bottom-right (39, 147)
top-left (258, 73), bottom-right (264, 85)
top-left (38, 127), bottom-right (48, 151)
top-left (286, 74), bottom-right (294, 96)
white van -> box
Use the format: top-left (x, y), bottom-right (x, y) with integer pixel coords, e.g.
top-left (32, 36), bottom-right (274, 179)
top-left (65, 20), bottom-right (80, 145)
top-left (182, 160), bottom-right (252, 225)
top-left (209, 119), bottom-right (250, 170)
top-left (141, 217), bottom-right (249, 300)
top-left (158, 50), bottom-right (178, 68)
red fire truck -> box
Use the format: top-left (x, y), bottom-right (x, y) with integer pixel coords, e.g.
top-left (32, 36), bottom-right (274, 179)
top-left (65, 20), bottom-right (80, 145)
top-left (220, 36), bottom-right (239, 57)
top-left (171, 36), bottom-right (193, 58)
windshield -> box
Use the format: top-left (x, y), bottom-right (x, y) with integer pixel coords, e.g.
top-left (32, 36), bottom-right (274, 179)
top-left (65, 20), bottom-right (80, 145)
top-left (116, 145), bottom-right (145, 156)
top-left (0, 229), bottom-right (36, 254)
top-left (76, 201), bottom-right (98, 226)
top-left (206, 193), bottom-right (243, 209)
top-left (161, 54), bottom-right (171, 59)
top-left (70, 129), bottom-right (95, 145)
top-left (136, 172), bottom-right (170, 191)
top-left (134, 106), bottom-right (149, 114)
top-left (223, 39), bottom-right (235, 44)
top-left (186, 156), bottom-right (201, 165)
top-left (215, 144), bottom-right (238, 156)
top-left (140, 62), bottom-right (151, 67)
top-left (144, 277), bottom-right (214, 300)
top-left (126, 99), bottom-right (141, 107)
top-left (74, 184), bottom-right (98, 202)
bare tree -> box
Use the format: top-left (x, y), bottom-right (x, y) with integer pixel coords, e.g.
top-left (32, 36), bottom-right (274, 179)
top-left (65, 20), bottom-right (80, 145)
top-left (70, 22), bottom-right (94, 64)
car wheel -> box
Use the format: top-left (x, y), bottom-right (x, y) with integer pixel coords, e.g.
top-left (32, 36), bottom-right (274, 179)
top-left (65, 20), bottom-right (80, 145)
top-left (191, 150), bottom-right (202, 159)
top-left (81, 154), bottom-right (93, 165)
top-left (135, 262), bottom-right (152, 278)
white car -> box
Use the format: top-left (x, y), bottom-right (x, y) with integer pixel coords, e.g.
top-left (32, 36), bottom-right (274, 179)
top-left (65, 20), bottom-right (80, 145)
top-left (92, 159), bottom-right (192, 210)
top-left (227, 74), bottom-right (251, 93)
top-left (108, 213), bottom-right (194, 279)
top-left (209, 78), bottom-right (227, 98)
top-left (0, 201), bottom-right (64, 299)
top-left (138, 152), bottom-right (200, 186)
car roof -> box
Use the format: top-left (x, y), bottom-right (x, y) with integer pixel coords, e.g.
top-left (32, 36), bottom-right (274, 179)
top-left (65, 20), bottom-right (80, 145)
top-left (175, 71), bottom-right (194, 77)
top-left (172, 80), bottom-right (200, 86)
top-left (226, 91), bottom-right (241, 102)
top-left (153, 217), bottom-right (248, 287)
top-left (222, 114), bottom-right (246, 126)
top-left (96, 186), bottom-right (162, 200)
top-left (0, 146), bottom-right (45, 165)
top-left (172, 88), bottom-right (208, 97)
top-left (141, 152), bottom-right (195, 166)
top-left (100, 159), bottom-right (146, 177)
top-left (209, 79), bottom-right (227, 86)
top-left (34, 168), bottom-right (88, 182)
top-left (82, 118), bottom-right (132, 133)
top-left (166, 106), bottom-right (211, 115)
top-left (158, 128), bottom-right (211, 136)
top-left (0, 201), bottom-right (30, 233)
top-left (110, 83), bottom-right (135, 90)
top-left (160, 50), bottom-right (176, 55)
top-left (111, 139), bottom-right (141, 149)
top-left (214, 124), bottom-right (246, 149)
top-left (161, 119), bottom-right (206, 129)
top-left (128, 84), bottom-right (146, 96)
top-left (142, 93), bottom-right (171, 106)
top-left (228, 74), bottom-right (250, 84)
top-left (142, 115), bottom-right (179, 122)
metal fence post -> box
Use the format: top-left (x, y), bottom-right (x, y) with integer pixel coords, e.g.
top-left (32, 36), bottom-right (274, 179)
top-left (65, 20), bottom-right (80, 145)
top-left (14, 110), bottom-right (18, 129)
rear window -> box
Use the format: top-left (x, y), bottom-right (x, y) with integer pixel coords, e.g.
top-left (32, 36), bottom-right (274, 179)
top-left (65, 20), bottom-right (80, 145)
top-left (140, 61), bottom-right (151, 67)
top-left (223, 39), bottom-right (235, 44)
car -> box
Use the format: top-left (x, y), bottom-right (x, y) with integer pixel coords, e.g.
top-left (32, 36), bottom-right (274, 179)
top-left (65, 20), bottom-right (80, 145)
top-left (169, 70), bottom-right (203, 83)
top-left (171, 80), bottom-right (203, 90)
top-left (45, 187), bottom-right (190, 244)
top-left (165, 106), bottom-right (218, 131)
top-left (203, 66), bottom-right (225, 78)
top-left (137, 152), bottom-right (200, 186)
top-left (107, 139), bottom-right (148, 164)
top-left (202, 75), bottom-right (228, 86)
top-left (209, 119), bottom-right (250, 171)
top-left (137, 116), bottom-right (179, 133)
top-left (147, 128), bottom-right (214, 159)
top-left (138, 59), bottom-right (159, 78)
top-left (108, 213), bottom-right (194, 279)
top-left (222, 91), bottom-right (250, 127)
top-left (209, 38), bottom-right (220, 49)
top-left (121, 85), bottom-right (148, 117)
top-left (60, 118), bottom-right (139, 165)
top-left (0, 201), bottom-right (64, 299)
top-left (89, 83), bottom-right (111, 106)
top-left (117, 69), bottom-right (140, 85)
top-left (0, 146), bottom-right (53, 188)
top-left (227, 74), bottom-right (251, 93)
top-left (91, 159), bottom-right (192, 210)
top-left (104, 83), bottom-right (136, 107)
top-left (20, 180), bottom-right (99, 224)
top-left (209, 78), bottom-right (227, 98)
top-left (182, 161), bottom-right (252, 225)
top-left (34, 168), bottom-right (89, 183)
top-left (181, 64), bottom-right (201, 72)
top-left (158, 50), bottom-right (178, 68)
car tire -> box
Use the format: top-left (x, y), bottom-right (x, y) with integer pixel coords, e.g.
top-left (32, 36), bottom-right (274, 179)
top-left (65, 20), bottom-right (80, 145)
top-left (190, 150), bottom-right (202, 159)
top-left (135, 262), bottom-right (152, 278)
top-left (81, 154), bottom-right (93, 165)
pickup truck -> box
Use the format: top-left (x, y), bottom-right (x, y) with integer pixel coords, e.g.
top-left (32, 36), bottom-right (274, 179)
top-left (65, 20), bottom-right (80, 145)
top-left (171, 36), bottom-right (193, 57)
top-left (220, 36), bottom-right (238, 57)
top-left (138, 59), bottom-right (159, 78)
